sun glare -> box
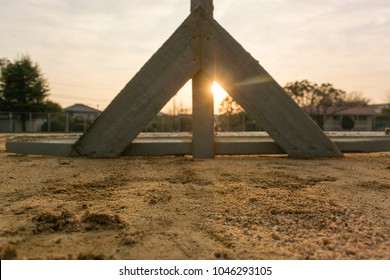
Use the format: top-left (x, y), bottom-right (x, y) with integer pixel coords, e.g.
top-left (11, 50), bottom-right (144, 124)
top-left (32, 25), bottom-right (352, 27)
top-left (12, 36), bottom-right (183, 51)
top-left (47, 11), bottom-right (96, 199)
top-left (211, 81), bottom-right (228, 105)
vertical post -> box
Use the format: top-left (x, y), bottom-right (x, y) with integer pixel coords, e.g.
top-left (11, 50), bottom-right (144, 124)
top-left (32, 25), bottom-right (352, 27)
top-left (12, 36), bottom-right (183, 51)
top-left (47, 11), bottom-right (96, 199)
top-left (9, 112), bottom-right (13, 132)
top-left (191, 0), bottom-right (214, 158)
top-left (242, 113), bottom-right (246, 131)
top-left (48, 113), bottom-right (51, 132)
top-left (65, 113), bottom-right (69, 132)
top-left (29, 112), bottom-right (32, 132)
top-left (192, 71), bottom-right (214, 158)
top-left (83, 115), bottom-right (87, 132)
top-left (191, 0), bottom-right (214, 15)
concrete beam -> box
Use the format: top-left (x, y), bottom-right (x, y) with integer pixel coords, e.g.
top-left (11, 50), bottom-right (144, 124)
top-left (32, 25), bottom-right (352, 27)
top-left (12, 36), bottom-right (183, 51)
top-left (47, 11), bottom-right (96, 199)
top-left (192, 71), bottom-right (215, 158)
top-left (71, 10), bottom-right (202, 157)
top-left (6, 132), bottom-right (390, 157)
top-left (201, 14), bottom-right (343, 158)
top-left (191, 0), bottom-right (213, 15)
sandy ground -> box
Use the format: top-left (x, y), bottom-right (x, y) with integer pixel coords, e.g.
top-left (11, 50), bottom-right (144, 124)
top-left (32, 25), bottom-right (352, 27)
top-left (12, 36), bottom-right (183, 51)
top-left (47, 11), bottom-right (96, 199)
top-left (0, 134), bottom-right (389, 260)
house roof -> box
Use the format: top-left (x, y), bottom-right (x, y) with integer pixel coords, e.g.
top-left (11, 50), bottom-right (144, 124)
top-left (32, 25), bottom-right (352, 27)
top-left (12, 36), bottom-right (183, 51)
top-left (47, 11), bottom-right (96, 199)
top-left (63, 103), bottom-right (101, 114)
top-left (305, 106), bottom-right (375, 116)
top-left (336, 107), bottom-right (376, 116)
top-left (369, 103), bottom-right (390, 114)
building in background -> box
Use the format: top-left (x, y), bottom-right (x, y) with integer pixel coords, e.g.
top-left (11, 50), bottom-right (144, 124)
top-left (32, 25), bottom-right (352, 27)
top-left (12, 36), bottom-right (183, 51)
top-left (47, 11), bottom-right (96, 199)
top-left (63, 104), bottom-right (101, 122)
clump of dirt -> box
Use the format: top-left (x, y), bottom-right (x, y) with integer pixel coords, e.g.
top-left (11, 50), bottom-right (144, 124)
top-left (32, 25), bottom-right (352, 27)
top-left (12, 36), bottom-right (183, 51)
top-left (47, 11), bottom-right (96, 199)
top-left (359, 181), bottom-right (390, 190)
top-left (32, 210), bottom-right (125, 233)
top-left (214, 251), bottom-right (230, 260)
top-left (81, 213), bottom-right (124, 230)
top-left (250, 172), bottom-right (338, 190)
top-left (145, 189), bottom-right (172, 205)
top-left (168, 168), bottom-right (213, 186)
top-left (120, 231), bottom-right (144, 247)
top-left (0, 245), bottom-right (17, 260)
top-left (77, 253), bottom-right (107, 260)
top-left (32, 210), bottom-right (79, 233)
top-left (71, 174), bottom-right (128, 189)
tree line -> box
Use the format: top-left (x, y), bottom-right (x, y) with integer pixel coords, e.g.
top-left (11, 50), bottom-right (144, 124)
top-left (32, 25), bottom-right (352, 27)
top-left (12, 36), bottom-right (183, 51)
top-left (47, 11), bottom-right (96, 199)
top-left (218, 80), bottom-right (374, 130)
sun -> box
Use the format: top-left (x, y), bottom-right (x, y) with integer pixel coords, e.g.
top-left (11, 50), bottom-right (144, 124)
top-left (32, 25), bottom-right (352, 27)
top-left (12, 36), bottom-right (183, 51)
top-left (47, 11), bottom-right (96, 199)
top-left (211, 81), bottom-right (228, 105)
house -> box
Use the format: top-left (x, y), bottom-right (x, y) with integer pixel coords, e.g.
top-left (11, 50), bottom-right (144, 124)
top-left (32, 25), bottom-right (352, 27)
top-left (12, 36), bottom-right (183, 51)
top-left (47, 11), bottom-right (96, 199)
top-left (63, 104), bottom-right (101, 122)
top-left (306, 106), bottom-right (376, 131)
top-left (370, 103), bottom-right (390, 114)
top-left (370, 103), bottom-right (390, 130)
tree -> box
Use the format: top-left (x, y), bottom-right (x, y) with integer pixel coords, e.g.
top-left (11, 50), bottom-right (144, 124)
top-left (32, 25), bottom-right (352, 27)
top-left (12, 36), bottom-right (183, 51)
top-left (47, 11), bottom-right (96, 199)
top-left (343, 91), bottom-right (370, 107)
top-left (341, 116), bottom-right (355, 130)
top-left (0, 55), bottom-right (62, 131)
top-left (218, 95), bottom-right (243, 115)
top-left (0, 58), bottom-right (10, 68)
top-left (44, 100), bottom-right (62, 112)
top-left (284, 80), bottom-right (369, 129)
top-left (217, 95), bottom-right (244, 131)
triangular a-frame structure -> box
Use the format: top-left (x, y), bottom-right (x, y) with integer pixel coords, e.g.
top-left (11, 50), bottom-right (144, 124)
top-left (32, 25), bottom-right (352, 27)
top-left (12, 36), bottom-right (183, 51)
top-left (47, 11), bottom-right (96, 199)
top-left (71, 0), bottom-right (342, 158)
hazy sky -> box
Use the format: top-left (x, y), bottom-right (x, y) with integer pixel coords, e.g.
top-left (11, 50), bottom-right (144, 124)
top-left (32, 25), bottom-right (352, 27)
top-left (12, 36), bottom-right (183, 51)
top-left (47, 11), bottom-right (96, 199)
top-left (1, 0), bottom-right (390, 112)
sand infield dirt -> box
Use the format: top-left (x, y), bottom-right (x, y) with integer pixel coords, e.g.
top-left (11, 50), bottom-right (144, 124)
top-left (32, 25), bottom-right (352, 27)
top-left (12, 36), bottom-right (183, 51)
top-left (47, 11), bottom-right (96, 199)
top-left (0, 134), bottom-right (389, 259)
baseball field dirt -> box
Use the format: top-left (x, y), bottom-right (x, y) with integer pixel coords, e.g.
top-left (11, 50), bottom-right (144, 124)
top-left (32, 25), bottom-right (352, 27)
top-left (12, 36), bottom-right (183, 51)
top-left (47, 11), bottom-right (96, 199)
top-left (0, 134), bottom-right (389, 260)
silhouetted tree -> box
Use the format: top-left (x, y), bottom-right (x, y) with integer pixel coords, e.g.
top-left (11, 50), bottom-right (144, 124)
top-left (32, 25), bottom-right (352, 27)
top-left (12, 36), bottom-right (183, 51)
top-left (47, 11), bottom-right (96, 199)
top-left (343, 91), bottom-right (370, 107)
top-left (218, 95), bottom-right (243, 115)
top-left (217, 95), bottom-right (244, 131)
top-left (0, 55), bottom-right (61, 130)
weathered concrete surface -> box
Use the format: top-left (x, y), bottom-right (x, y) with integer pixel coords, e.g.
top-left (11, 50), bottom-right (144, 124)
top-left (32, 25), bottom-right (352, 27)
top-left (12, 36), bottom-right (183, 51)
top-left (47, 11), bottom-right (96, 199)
top-left (192, 71), bottom-right (215, 158)
top-left (191, 0), bottom-right (213, 15)
top-left (6, 132), bottom-right (390, 157)
top-left (5, 135), bottom-right (75, 157)
top-left (71, 10), bottom-right (202, 158)
top-left (50, 3), bottom-right (343, 158)
top-left (200, 13), bottom-right (343, 158)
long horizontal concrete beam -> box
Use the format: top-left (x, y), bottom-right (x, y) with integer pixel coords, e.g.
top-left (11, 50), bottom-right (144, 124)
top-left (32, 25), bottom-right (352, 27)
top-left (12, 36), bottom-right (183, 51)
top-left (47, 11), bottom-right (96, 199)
top-left (6, 132), bottom-right (390, 157)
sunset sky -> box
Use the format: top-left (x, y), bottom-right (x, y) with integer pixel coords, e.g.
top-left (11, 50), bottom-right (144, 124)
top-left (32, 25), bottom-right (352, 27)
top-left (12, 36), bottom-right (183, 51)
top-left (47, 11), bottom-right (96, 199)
top-left (1, 0), bottom-right (390, 113)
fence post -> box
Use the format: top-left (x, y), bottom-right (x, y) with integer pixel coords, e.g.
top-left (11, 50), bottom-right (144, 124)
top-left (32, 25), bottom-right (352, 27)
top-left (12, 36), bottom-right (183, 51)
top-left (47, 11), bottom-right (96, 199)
top-left (9, 112), bottom-right (13, 132)
top-left (242, 113), bottom-right (246, 131)
top-left (83, 115), bottom-right (87, 132)
top-left (65, 113), bottom-right (69, 132)
top-left (226, 115), bottom-right (230, 131)
top-left (48, 113), bottom-right (51, 132)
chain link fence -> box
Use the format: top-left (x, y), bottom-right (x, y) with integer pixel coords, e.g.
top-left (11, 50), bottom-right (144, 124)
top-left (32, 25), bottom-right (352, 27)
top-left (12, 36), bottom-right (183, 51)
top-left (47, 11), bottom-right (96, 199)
top-left (0, 112), bottom-right (98, 133)
top-left (3, 111), bottom-right (385, 133)
top-left (0, 112), bottom-right (263, 133)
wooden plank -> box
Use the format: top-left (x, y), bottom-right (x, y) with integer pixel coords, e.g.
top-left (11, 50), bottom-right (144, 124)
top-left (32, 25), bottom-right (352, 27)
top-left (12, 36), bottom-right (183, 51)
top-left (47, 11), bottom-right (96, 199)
top-left (192, 71), bottom-right (215, 158)
top-left (71, 11), bottom-right (202, 157)
top-left (200, 13), bottom-right (343, 158)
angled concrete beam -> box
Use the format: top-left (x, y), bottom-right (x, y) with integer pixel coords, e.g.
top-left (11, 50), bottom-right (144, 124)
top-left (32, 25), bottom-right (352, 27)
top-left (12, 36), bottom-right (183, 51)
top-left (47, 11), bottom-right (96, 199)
top-left (201, 13), bottom-right (342, 157)
top-left (72, 11), bottom-right (202, 157)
